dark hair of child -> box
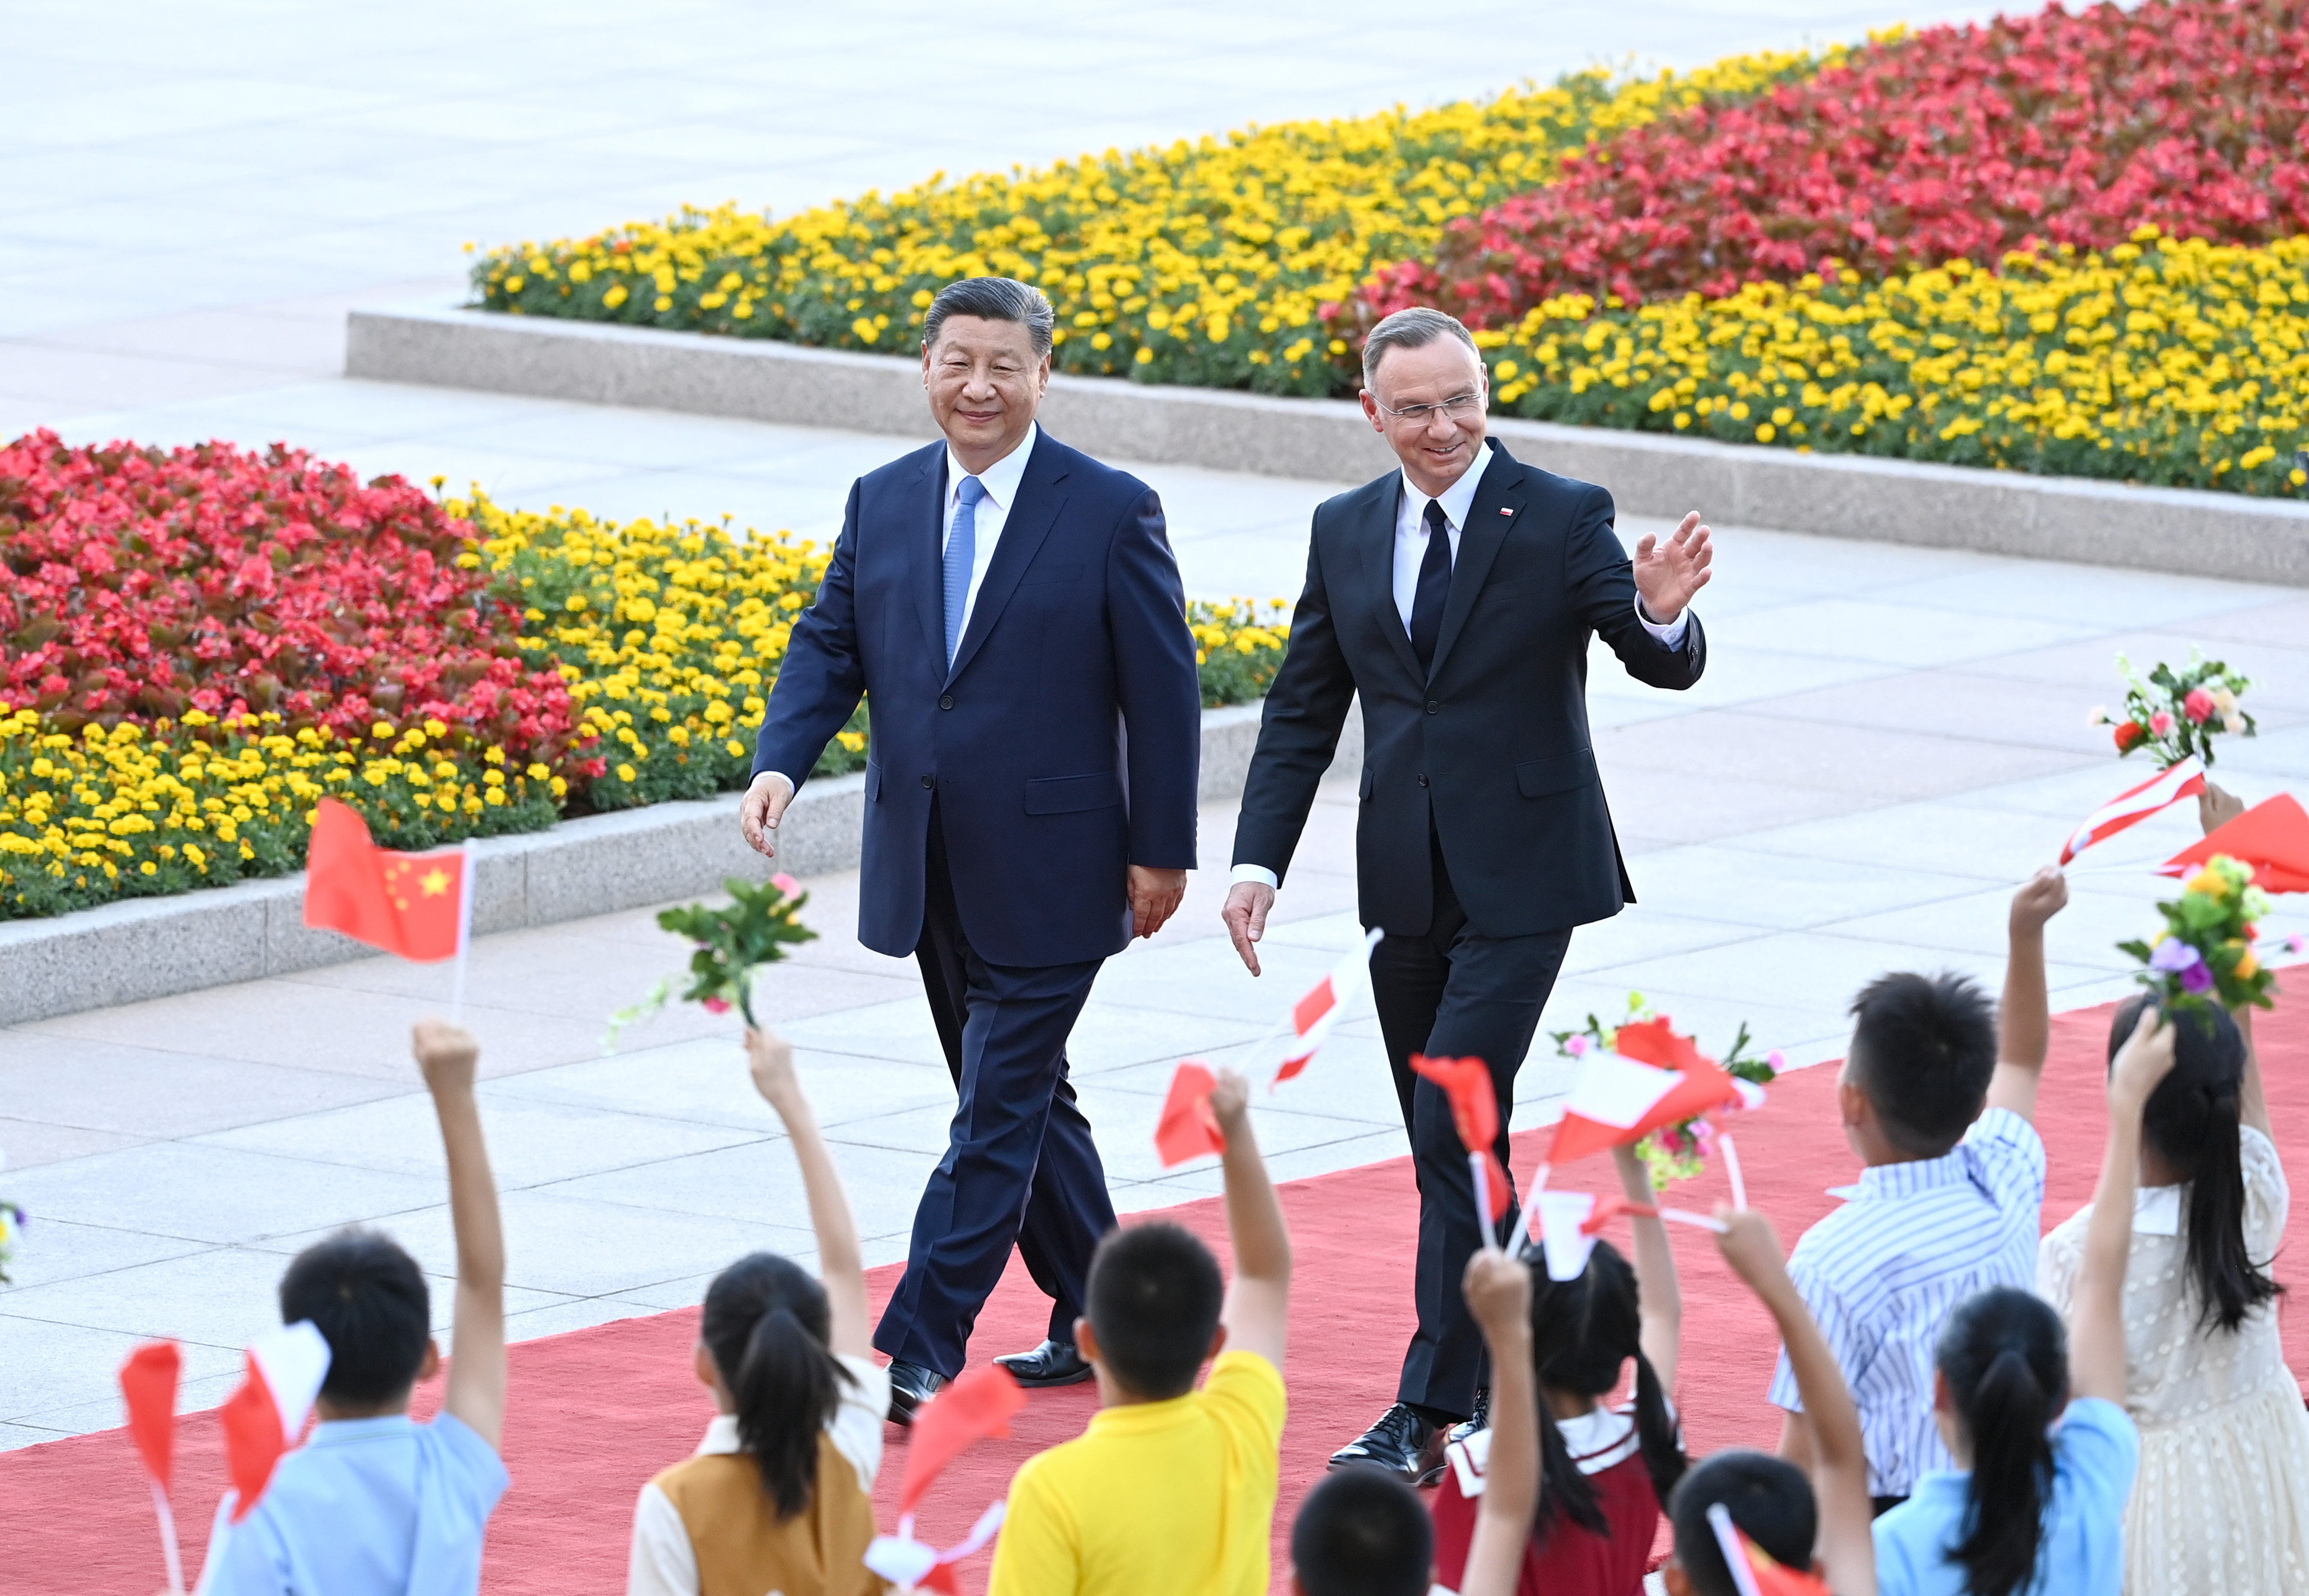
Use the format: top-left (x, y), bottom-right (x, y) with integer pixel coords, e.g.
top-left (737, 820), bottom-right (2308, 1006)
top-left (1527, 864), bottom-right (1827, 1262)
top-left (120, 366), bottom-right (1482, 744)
top-left (1936, 1285), bottom-right (2068, 1596)
top-left (1291, 1467), bottom-right (1433, 1596)
top-left (1524, 1239), bottom-right (1686, 1537)
top-left (1085, 1221), bottom-right (1225, 1400)
top-left (1847, 971), bottom-right (1998, 1154)
top-left (278, 1229), bottom-right (432, 1405)
top-left (2108, 993), bottom-right (2281, 1333)
top-left (1668, 1451), bottom-right (1818, 1596)
top-left (700, 1252), bottom-right (857, 1518)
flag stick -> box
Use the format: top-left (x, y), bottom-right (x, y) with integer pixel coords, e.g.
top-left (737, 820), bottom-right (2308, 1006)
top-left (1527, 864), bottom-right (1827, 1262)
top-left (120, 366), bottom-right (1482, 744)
top-left (1659, 1207), bottom-right (1730, 1234)
top-left (1470, 1150), bottom-right (1497, 1251)
top-left (1721, 1132), bottom-right (1747, 1211)
top-left (151, 1479), bottom-right (184, 1595)
top-left (448, 840), bottom-right (477, 1024)
top-left (1501, 1162), bottom-right (1551, 1257)
top-left (1707, 1503), bottom-right (1766, 1596)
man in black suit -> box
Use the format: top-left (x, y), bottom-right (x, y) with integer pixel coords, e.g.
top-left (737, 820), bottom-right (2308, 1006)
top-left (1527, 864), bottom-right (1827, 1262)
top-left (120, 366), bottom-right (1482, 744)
top-left (1222, 306), bottom-right (1713, 1480)
top-left (742, 278), bottom-right (1202, 1422)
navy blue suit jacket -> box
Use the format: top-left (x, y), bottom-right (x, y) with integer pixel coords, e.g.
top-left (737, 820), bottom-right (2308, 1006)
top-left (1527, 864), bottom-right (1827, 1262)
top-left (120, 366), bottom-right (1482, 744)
top-left (752, 430), bottom-right (1202, 967)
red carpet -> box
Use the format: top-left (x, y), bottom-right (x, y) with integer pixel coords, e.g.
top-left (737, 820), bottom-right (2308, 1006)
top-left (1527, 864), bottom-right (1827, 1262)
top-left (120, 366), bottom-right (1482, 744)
top-left (9, 991), bottom-right (2304, 1594)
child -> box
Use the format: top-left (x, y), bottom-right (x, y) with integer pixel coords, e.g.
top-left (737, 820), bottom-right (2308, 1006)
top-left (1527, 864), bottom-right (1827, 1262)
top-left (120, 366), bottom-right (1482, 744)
top-left (1301, 1248), bottom-right (1540, 1596)
top-left (1429, 1143), bottom-right (1685, 1595)
top-left (205, 1020), bottom-right (508, 1596)
top-left (627, 1027), bottom-right (888, 1596)
top-left (1872, 1006), bottom-right (2171, 1596)
top-left (1666, 1202), bottom-right (1877, 1596)
top-left (988, 1066), bottom-right (1290, 1596)
top-left (2039, 996), bottom-right (2309, 1593)
top-left (1773, 869), bottom-right (2068, 1509)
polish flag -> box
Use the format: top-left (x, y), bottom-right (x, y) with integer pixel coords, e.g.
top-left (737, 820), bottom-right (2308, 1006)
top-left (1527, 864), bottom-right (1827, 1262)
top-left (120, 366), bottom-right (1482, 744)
top-left (1547, 1018), bottom-right (1746, 1166)
top-left (867, 1364), bottom-right (1025, 1592)
top-left (1154, 1062), bottom-right (1225, 1167)
top-left (303, 798), bottom-right (474, 963)
top-left (2158, 793), bottom-right (2309, 894)
top-left (218, 1322), bottom-right (331, 1521)
top-left (1273, 929), bottom-right (1384, 1083)
top-left (2059, 756), bottom-right (2206, 863)
top-left (1708, 1502), bottom-right (1832, 1596)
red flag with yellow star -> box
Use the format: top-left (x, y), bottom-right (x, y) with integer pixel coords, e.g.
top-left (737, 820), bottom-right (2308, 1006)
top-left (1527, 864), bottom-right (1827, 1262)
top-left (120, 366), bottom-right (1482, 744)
top-left (302, 798), bottom-right (472, 962)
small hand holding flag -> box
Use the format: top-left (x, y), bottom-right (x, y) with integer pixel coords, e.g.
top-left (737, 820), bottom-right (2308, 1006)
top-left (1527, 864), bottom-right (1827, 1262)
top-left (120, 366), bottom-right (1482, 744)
top-left (1154, 1062), bottom-right (1226, 1167)
top-left (119, 1339), bottom-right (185, 1594)
top-left (1272, 929), bottom-right (1382, 1084)
top-left (2159, 793), bottom-right (2309, 894)
top-left (1409, 1054), bottom-right (1512, 1240)
top-left (865, 1364), bottom-right (1027, 1593)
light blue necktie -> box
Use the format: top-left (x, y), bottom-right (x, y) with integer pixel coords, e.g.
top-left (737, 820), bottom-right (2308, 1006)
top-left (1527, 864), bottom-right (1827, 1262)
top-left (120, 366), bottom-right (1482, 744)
top-left (944, 474), bottom-right (985, 669)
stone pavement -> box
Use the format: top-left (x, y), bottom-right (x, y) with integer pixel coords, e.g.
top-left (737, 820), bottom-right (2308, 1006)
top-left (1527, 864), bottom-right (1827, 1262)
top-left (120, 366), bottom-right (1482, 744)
top-left (7, 0), bottom-right (2309, 1454)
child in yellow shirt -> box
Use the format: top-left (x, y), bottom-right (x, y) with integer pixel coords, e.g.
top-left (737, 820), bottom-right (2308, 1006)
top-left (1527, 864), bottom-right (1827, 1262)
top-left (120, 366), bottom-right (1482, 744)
top-left (989, 1067), bottom-right (1291, 1596)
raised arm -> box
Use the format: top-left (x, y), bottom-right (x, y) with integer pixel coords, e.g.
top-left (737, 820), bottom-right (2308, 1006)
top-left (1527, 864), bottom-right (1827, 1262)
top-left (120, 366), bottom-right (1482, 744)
top-left (1208, 1069), bottom-right (1291, 1371)
top-left (2072, 1007), bottom-right (2177, 1403)
top-left (1456, 1250), bottom-right (1538, 1596)
top-left (1717, 1207), bottom-right (1874, 1596)
top-left (1987, 867), bottom-right (2070, 1124)
top-left (746, 1027), bottom-right (870, 1358)
top-left (1612, 1142), bottom-right (1681, 1391)
top-left (1568, 490), bottom-right (1707, 691)
top-left (415, 1019), bottom-right (507, 1453)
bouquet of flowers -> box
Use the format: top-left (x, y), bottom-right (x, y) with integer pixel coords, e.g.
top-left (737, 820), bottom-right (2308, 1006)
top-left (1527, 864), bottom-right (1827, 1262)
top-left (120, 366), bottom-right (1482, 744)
top-left (1553, 993), bottom-right (1780, 1189)
top-left (2091, 651), bottom-right (2255, 769)
top-left (2119, 855), bottom-right (2278, 1015)
top-left (608, 872), bottom-right (817, 1044)
top-left (0, 1151), bottom-right (22, 1285)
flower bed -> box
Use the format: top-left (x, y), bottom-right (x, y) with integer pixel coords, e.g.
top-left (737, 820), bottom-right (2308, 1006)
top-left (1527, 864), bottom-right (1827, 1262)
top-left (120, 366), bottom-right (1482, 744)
top-left (466, 49), bottom-right (1830, 397)
top-left (1, 438), bottom-right (1291, 920)
top-left (1365, 0), bottom-right (2309, 324)
top-left (1477, 231), bottom-right (2309, 494)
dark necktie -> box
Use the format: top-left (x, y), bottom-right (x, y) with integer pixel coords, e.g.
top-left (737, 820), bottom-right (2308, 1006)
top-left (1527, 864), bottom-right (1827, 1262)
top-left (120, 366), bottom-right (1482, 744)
top-left (1409, 497), bottom-right (1452, 675)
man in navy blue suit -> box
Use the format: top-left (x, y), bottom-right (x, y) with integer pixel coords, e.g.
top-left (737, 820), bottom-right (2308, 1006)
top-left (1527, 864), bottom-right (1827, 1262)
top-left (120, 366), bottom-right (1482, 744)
top-left (740, 277), bottom-right (1202, 1421)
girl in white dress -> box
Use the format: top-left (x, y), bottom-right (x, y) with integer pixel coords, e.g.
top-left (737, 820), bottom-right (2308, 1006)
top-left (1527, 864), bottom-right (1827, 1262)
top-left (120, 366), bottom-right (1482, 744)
top-left (2039, 996), bottom-right (2309, 1595)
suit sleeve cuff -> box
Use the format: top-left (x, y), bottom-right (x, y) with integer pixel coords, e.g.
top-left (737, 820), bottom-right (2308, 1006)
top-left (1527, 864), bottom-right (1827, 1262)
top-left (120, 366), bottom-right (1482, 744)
top-left (1634, 597), bottom-right (1691, 649)
top-left (1230, 863), bottom-right (1280, 890)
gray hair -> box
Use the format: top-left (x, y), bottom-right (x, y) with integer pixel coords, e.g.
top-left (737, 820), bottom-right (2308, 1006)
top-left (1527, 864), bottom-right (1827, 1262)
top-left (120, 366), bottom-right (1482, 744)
top-left (1361, 306), bottom-right (1479, 388)
top-left (923, 277), bottom-right (1056, 357)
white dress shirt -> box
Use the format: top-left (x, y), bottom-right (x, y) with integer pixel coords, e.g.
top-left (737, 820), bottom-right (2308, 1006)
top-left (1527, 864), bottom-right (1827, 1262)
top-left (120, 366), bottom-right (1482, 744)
top-left (1231, 445), bottom-right (1692, 889)
top-left (757, 425), bottom-right (1039, 799)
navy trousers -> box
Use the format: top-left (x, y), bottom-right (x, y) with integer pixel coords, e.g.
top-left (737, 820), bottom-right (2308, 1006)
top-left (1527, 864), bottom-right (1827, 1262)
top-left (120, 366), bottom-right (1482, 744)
top-left (873, 808), bottom-right (1116, 1377)
top-left (1371, 832), bottom-right (1573, 1419)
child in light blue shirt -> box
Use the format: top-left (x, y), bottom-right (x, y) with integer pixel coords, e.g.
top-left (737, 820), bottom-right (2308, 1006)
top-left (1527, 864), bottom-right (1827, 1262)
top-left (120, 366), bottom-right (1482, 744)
top-left (202, 1020), bottom-right (508, 1596)
top-left (1873, 1005), bottom-right (2174, 1596)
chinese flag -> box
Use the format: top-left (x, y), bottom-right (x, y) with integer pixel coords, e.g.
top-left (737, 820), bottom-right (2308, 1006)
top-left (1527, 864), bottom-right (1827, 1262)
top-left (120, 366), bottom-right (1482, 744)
top-left (2160, 794), bottom-right (2309, 894)
top-left (1154, 1061), bottom-right (1227, 1168)
top-left (302, 798), bottom-right (471, 962)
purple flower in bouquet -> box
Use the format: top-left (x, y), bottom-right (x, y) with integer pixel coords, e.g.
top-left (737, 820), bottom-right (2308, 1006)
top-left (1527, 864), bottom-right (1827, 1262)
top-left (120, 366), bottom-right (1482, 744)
top-left (2150, 937), bottom-right (2214, 994)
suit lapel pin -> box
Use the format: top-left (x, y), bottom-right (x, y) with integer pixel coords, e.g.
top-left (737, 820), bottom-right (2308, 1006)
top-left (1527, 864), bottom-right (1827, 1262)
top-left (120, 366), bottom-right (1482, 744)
top-left (1499, 507), bottom-right (1513, 516)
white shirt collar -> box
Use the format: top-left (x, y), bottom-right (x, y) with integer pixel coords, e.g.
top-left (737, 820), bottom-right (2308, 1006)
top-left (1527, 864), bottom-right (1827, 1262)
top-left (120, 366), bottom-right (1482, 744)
top-left (946, 421), bottom-right (1038, 511)
top-left (1398, 438), bottom-right (1495, 532)
top-left (695, 1413), bottom-right (743, 1456)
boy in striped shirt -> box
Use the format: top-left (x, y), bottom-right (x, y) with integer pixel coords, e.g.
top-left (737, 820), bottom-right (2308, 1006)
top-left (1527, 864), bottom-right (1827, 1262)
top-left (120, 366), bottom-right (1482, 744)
top-left (1768, 868), bottom-right (2070, 1512)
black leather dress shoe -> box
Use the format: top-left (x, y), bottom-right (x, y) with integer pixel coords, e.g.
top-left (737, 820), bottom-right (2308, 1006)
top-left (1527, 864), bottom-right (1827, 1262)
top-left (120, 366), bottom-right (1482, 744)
top-left (994, 1338), bottom-right (1096, 1387)
top-left (1328, 1403), bottom-right (1451, 1485)
top-left (884, 1359), bottom-right (945, 1427)
top-left (1445, 1386), bottom-right (1491, 1450)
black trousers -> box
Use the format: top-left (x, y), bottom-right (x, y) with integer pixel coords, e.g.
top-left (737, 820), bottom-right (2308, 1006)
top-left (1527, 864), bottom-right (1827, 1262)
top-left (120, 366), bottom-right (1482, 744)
top-left (1370, 833), bottom-right (1572, 1419)
top-left (872, 806), bottom-right (1117, 1377)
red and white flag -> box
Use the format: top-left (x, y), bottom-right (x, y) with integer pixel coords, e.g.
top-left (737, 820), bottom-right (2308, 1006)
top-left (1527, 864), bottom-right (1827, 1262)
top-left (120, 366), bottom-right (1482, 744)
top-left (219, 1322), bottom-right (331, 1522)
top-left (866, 1364), bottom-right (1026, 1592)
top-left (1273, 929), bottom-right (1383, 1083)
top-left (1708, 1502), bottom-right (1832, 1596)
top-left (1547, 1019), bottom-right (1748, 1166)
top-left (2059, 755), bottom-right (2206, 864)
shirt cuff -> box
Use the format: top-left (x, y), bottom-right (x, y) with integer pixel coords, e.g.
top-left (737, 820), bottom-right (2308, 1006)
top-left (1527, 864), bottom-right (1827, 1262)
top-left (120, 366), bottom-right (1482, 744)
top-left (1230, 863), bottom-right (1279, 890)
top-left (757, 770), bottom-right (794, 796)
top-left (1634, 597), bottom-right (1691, 649)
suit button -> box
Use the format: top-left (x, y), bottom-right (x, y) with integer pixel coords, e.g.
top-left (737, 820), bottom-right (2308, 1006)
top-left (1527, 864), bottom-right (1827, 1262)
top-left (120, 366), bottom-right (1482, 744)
top-left (1425, 699), bottom-right (1439, 715)
top-left (938, 693), bottom-right (954, 710)
top-left (1417, 774), bottom-right (1430, 787)
top-left (920, 774), bottom-right (935, 789)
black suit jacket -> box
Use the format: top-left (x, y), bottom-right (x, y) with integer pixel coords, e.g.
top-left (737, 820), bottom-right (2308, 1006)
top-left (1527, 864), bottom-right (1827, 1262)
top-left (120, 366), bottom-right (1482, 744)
top-left (1231, 440), bottom-right (1706, 938)
top-left (753, 430), bottom-right (1202, 967)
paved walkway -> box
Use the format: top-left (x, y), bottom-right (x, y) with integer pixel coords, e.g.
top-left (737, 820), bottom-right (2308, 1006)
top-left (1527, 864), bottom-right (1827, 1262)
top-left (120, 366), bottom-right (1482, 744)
top-left (6, 0), bottom-right (2308, 1453)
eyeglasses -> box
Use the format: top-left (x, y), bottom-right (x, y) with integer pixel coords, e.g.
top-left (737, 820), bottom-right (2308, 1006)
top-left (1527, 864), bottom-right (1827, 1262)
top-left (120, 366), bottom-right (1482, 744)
top-left (1373, 391), bottom-right (1485, 424)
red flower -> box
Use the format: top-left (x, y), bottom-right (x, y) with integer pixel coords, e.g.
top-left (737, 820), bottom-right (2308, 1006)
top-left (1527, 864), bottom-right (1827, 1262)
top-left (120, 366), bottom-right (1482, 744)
top-left (2182, 687), bottom-right (2217, 724)
top-left (2115, 720), bottom-right (2147, 753)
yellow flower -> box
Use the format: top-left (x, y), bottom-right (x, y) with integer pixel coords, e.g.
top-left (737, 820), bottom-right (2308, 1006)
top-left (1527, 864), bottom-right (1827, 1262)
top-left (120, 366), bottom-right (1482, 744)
top-left (2186, 866), bottom-right (2230, 899)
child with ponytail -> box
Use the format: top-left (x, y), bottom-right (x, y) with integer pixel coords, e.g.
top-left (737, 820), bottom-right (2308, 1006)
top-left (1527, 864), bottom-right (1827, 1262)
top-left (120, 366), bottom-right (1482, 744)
top-left (627, 1028), bottom-right (889, 1596)
top-left (1428, 1143), bottom-right (1687, 1596)
top-left (2037, 990), bottom-right (2309, 1592)
top-left (1874, 1005), bottom-right (2174, 1596)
